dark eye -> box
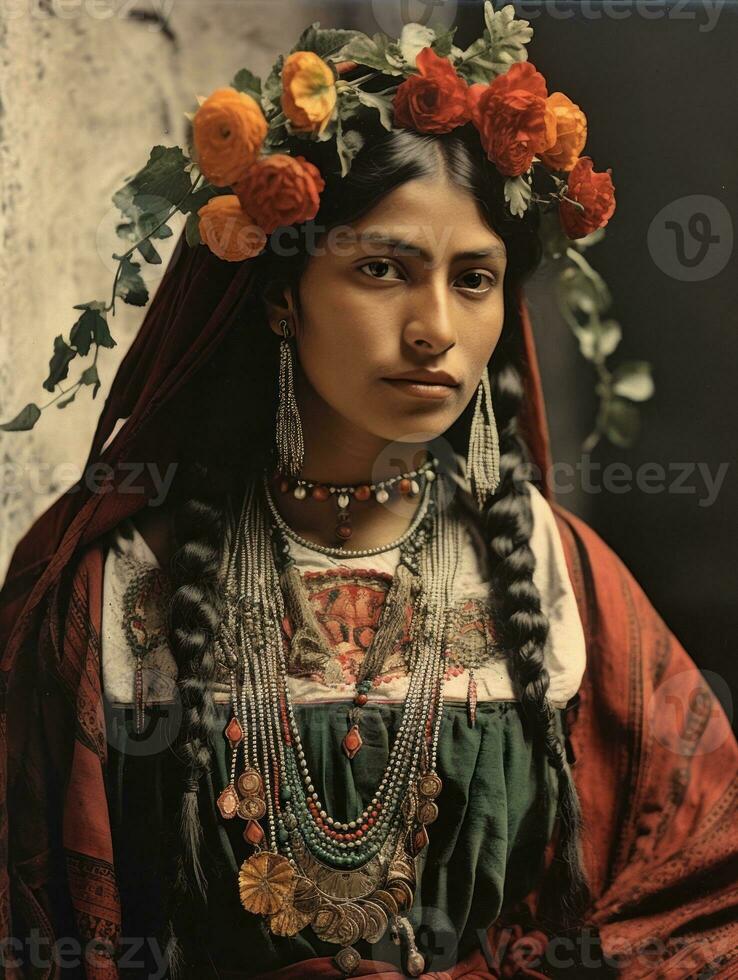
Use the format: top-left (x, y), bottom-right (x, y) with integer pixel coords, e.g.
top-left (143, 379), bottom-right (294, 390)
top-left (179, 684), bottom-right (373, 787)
top-left (456, 270), bottom-right (497, 292)
top-left (358, 259), bottom-right (405, 281)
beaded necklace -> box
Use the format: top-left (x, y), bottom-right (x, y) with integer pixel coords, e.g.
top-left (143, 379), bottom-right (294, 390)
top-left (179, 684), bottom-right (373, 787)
top-left (214, 466), bottom-right (462, 977)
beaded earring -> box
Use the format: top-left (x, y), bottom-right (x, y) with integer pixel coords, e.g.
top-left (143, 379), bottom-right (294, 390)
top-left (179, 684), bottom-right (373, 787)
top-left (275, 317), bottom-right (304, 478)
top-left (466, 366), bottom-right (501, 509)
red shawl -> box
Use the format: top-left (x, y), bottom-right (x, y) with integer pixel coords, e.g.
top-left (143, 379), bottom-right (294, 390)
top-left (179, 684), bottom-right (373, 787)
top-left (2, 230), bottom-right (737, 979)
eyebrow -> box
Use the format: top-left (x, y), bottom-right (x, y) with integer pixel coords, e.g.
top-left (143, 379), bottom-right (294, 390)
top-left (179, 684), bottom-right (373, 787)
top-left (357, 233), bottom-right (507, 264)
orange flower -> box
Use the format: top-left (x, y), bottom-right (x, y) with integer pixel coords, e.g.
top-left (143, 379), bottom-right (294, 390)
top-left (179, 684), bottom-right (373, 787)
top-left (539, 93), bottom-right (587, 172)
top-left (393, 47), bottom-right (470, 134)
top-left (197, 195), bottom-right (267, 261)
top-left (281, 51), bottom-right (337, 136)
top-left (468, 62), bottom-right (557, 177)
top-left (559, 157), bottom-right (616, 239)
top-left (235, 154), bottom-right (325, 235)
top-left (193, 87), bottom-right (267, 187)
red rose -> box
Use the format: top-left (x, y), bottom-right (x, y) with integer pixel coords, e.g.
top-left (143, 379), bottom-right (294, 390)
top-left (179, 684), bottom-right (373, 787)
top-left (234, 154), bottom-right (325, 235)
top-left (560, 156), bottom-right (616, 239)
top-left (393, 47), bottom-right (471, 134)
top-left (468, 62), bottom-right (557, 177)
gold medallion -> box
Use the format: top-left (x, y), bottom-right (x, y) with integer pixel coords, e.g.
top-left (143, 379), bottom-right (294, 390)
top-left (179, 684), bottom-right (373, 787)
top-left (312, 903), bottom-right (343, 943)
top-left (237, 768), bottom-right (264, 796)
top-left (360, 899), bottom-right (389, 944)
top-left (341, 903), bottom-right (367, 944)
top-left (334, 946), bottom-right (361, 976)
top-left (417, 800), bottom-right (438, 824)
top-left (292, 874), bottom-right (321, 915)
top-left (372, 889), bottom-right (398, 916)
top-left (238, 852), bottom-right (294, 915)
top-left (334, 907), bottom-right (361, 947)
top-left (418, 772), bottom-right (442, 798)
top-left (387, 854), bottom-right (416, 884)
top-left (268, 895), bottom-right (312, 937)
top-left (237, 796), bottom-right (267, 820)
top-left (387, 878), bottom-right (413, 911)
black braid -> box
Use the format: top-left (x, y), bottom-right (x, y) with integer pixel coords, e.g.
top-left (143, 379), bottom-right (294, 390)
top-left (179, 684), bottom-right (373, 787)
top-left (162, 459), bottom-right (226, 978)
top-left (481, 312), bottom-right (591, 935)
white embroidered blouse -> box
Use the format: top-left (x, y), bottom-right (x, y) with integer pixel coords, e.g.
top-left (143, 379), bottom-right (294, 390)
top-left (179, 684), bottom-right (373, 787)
top-left (101, 479), bottom-right (586, 711)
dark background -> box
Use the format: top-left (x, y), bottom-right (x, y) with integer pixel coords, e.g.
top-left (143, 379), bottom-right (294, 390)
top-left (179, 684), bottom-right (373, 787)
top-left (332, 0), bottom-right (737, 727)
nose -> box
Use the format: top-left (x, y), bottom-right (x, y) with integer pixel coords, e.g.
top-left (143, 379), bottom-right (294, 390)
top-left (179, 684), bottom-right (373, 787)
top-left (402, 278), bottom-right (457, 354)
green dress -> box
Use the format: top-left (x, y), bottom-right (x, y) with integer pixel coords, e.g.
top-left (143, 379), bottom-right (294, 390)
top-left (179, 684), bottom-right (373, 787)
top-left (103, 698), bottom-right (563, 977)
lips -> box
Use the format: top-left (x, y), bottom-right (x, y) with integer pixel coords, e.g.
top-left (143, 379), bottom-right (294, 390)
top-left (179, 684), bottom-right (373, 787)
top-left (385, 370), bottom-right (459, 386)
top-left (382, 378), bottom-right (458, 401)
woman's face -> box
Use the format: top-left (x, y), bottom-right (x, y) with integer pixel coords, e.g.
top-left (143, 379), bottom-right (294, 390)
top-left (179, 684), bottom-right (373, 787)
top-left (270, 173), bottom-right (508, 449)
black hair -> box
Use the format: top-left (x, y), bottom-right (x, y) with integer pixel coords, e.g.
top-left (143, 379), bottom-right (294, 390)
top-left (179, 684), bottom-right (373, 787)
top-left (162, 119), bottom-right (590, 973)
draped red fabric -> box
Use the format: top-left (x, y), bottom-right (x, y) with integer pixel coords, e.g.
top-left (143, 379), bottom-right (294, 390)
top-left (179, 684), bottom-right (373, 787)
top-left (1, 228), bottom-right (737, 979)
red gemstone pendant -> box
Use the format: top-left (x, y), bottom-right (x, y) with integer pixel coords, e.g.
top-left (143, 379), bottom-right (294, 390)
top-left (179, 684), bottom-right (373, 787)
top-left (411, 825), bottom-right (429, 855)
top-left (342, 723), bottom-right (363, 759)
top-left (225, 716), bottom-right (244, 747)
top-left (243, 819), bottom-right (265, 846)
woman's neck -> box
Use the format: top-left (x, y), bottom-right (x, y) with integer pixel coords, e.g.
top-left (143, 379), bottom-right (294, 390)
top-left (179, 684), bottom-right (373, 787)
top-left (270, 378), bottom-right (434, 551)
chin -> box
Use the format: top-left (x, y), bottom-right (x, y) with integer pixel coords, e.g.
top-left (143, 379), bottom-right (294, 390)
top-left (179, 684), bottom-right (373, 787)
top-left (373, 413), bottom-right (454, 446)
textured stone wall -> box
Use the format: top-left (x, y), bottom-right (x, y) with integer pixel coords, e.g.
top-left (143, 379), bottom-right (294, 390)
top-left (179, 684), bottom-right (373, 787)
top-left (0, 0), bottom-right (333, 580)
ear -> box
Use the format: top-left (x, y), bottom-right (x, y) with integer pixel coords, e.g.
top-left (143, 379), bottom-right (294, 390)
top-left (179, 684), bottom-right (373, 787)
top-left (264, 280), bottom-right (298, 338)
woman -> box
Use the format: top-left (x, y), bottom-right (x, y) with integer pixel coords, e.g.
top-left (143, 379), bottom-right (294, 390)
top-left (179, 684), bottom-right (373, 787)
top-left (2, 21), bottom-right (738, 980)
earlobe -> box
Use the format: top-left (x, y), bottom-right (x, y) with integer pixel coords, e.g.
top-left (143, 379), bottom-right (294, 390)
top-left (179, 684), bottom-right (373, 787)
top-left (264, 282), bottom-right (297, 337)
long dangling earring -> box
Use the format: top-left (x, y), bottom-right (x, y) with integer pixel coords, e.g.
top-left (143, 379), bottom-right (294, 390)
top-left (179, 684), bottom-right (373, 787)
top-left (275, 317), bottom-right (304, 478)
top-left (466, 365), bottom-right (500, 509)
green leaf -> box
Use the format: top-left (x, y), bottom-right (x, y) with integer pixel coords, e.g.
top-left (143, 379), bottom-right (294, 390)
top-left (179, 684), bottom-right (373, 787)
top-left (185, 211), bottom-right (201, 247)
top-left (573, 318), bottom-right (622, 362)
top-left (456, 50), bottom-right (499, 85)
top-left (556, 263), bottom-right (611, 330)
top-left (56, 390), bottom-right (77, 409)
top-left (432, 27), bottom-right (457, 59)
top-left (333, 33), bottom-right (405, 76)
top-left (571, 226), bottom-right (606, 252)
top-left (291, 24), bottom-right (364, 61)
top-left (93, 312), bottom-right (116, 349)
top-left (72, 299), bottom-right (107, 312)
top-left (115, 255), bottom-right (149, 307)
top-left (0, 402), bottom-right (41, 431)
top-left (335, 119), bottom-right (364, 178)
top-left (180, 185), bottom-right (223, 215)
top-left (80, 364), bottom-right (101, 398)
top-left (137, 237), bottom-right (162, 265)
top-left (43, 335), bottom-right (77, 392)
top-left (231, 67), bottom-right (262, 100)
top-left (113, 145), bottom-right (193, 241)
top-left (399, 23), bottom-right (436, 68)
top-left (485, 1), bottom-right (533, 70)
top-left (504, 176), bottom-right (532, 218)
top-left (70, 308), bottom-right (106, 355)
top-left (612, 361), bottom-right (655, 402)
top-left (261, 54), bottom-right (285, 117)
top-left (356, 89), bottom-right (395, 131)
top-left (602, 396), bottom-right (640, 448)
top-left (539, 211), bottom-right (570, 261)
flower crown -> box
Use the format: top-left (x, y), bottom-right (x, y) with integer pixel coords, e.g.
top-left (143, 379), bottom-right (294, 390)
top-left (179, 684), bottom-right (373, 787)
top-left (2, 3), bottom-right (652, 450)
top-left (187, 5), bottom-right (615, 262)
